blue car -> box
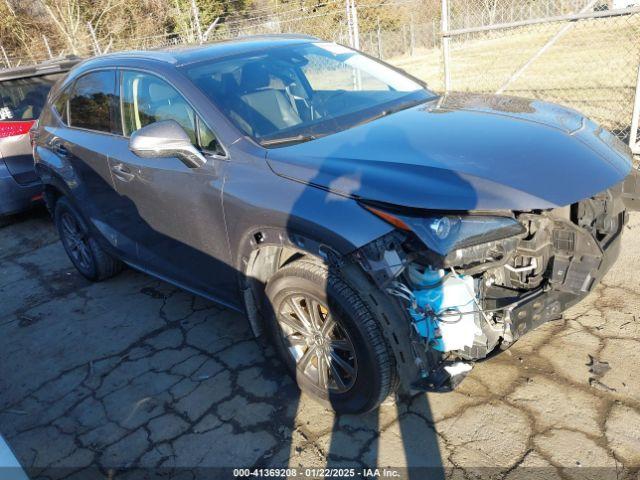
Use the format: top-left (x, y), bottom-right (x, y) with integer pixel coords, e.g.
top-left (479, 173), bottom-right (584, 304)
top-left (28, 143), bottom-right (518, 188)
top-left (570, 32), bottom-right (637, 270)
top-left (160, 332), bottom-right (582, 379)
top-left (32, 36), bottom-right (639, 413)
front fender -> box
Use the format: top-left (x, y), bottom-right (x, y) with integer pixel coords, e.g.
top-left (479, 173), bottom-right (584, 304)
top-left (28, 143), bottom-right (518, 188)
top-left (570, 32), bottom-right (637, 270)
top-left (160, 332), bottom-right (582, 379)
top-left (223, 159), bottom-right (395, 274)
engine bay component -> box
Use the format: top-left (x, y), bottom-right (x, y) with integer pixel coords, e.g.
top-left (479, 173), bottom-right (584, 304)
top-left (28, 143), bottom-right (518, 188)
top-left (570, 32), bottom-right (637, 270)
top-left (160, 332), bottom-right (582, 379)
top-left (403, 265), bottom-right (482, 352)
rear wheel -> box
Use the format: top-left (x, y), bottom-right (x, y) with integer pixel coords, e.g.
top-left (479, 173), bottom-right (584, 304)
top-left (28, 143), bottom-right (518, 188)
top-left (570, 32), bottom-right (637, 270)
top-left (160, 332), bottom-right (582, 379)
top-left (54, 196), bottom-right (123, 281)
top-left (264, 260), bottom-right (396, 414)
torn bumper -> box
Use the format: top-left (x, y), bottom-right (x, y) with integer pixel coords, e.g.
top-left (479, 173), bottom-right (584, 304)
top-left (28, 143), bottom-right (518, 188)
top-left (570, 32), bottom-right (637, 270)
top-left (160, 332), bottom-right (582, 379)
top-left (402, 221), bottom-right (624, 393)
top-left (355, 174), bottom-right (633, 394)
top-left (503, 217), bottom-right (623, 343)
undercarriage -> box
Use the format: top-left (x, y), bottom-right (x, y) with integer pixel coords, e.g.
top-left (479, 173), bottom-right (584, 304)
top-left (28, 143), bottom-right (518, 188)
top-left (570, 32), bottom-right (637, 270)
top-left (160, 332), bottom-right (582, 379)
top-left (353, 179), bottom-right (633, 393)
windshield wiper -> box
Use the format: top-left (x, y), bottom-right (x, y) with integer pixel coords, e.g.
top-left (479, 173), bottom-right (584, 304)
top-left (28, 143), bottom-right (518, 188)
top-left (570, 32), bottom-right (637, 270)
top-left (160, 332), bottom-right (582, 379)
top-left (259, 98), bottom-right (429, 147)
top-left (354, 98), bottom-right (427, 128)
top-left (260, 133), bottom-right (319, 147)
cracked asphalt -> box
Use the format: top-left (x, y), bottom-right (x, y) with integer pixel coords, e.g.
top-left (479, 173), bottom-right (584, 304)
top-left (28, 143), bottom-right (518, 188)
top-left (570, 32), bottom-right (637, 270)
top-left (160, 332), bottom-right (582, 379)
top-left (1, 207), bottom-right (639, 479)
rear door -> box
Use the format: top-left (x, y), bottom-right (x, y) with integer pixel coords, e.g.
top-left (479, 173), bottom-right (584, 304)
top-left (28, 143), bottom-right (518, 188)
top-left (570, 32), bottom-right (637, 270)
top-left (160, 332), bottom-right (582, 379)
top-left (0, 73), bottom-right (63, 184)
top-left (51, 70), bottom-right (132, 257)
top-left (106, 69), bottom-right (237, 304)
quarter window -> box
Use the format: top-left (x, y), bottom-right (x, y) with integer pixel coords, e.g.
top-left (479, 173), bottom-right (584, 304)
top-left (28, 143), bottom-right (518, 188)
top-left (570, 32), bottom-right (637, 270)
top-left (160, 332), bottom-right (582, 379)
top-left (69, 70), bottom-right (117, 133)
top-left (197, 117), bottom-right (224, 155)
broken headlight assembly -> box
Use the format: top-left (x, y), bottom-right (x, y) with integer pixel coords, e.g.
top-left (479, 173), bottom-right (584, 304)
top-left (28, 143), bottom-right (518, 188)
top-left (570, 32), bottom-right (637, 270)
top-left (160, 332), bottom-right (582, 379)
top-left (363, 205), bottom-right (525, 268)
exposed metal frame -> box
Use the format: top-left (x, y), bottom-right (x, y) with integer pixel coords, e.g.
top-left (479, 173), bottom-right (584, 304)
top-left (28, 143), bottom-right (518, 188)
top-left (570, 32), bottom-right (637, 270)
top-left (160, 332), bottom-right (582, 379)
top-left (441, 0), bottom-right (451, 92)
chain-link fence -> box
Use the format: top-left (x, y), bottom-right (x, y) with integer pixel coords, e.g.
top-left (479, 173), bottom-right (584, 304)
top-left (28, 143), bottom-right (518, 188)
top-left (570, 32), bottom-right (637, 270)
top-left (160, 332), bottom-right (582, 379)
top-left (1, 0), bottom-right (639, 149)
top-left (440, 0), bottom-right (640, 143)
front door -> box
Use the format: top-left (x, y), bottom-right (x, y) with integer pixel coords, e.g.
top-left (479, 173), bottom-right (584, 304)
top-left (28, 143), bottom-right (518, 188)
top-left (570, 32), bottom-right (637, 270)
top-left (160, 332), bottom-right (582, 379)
top-left (107, 70), bottom-right (238, 306)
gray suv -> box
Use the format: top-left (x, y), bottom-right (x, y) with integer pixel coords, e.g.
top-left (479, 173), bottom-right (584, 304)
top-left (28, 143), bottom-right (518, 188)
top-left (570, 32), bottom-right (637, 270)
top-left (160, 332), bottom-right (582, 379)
top-left (32, 36), bottom-right (639, 413)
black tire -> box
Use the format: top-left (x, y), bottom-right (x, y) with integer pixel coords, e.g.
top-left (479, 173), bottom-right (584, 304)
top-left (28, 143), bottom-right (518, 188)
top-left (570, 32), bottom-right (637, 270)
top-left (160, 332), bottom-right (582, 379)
top-left (54, 196), bottom-right (123, 281)
top-left (264, 260), bottom-right (396, 414)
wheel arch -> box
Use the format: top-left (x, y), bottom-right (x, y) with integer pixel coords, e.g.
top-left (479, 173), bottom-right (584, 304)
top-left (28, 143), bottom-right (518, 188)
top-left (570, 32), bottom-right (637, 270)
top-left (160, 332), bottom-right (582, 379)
top-left (237, 222), bottom-right (393, 337)
top-left (238, 227), bottom-right (332, 337)
top-left (37, 166), bottom-right (71, 216)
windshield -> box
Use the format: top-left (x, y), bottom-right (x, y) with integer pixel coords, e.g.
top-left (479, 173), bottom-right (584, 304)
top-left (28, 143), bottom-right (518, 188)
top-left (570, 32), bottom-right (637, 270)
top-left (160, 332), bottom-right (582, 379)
top-left (185, 42), bottom-right (435, 146)
top-left (0, 73), bottom-right (63, 121)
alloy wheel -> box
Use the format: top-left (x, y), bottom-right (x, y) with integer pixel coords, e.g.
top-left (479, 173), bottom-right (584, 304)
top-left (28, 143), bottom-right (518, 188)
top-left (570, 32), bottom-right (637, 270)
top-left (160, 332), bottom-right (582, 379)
top-left (277, 294), bottom-right (357, 393)
top-left (60, 212), bottom-right (93, 272)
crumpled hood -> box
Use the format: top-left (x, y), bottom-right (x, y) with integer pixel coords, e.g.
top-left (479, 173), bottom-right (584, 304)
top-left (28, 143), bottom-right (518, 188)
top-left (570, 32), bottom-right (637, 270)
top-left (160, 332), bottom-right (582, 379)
top-left (266, 93), bottom-right (632, 211)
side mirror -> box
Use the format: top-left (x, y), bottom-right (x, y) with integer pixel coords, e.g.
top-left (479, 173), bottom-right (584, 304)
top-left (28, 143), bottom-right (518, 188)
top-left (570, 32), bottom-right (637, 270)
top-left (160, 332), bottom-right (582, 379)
top-left (129, 120), bottom-right (206, 168)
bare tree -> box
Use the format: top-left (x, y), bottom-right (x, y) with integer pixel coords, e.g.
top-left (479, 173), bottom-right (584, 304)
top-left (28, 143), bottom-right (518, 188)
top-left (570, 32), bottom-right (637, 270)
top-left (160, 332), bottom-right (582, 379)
top-left (39, 0), bottom-right (89, 54)
top-left (0, 0), bottom-right (41, 61)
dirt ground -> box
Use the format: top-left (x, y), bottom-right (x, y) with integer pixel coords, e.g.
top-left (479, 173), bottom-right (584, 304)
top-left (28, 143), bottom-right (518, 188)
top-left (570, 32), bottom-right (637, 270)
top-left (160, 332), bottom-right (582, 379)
top-left (1, 207), bottom-right (639, 479)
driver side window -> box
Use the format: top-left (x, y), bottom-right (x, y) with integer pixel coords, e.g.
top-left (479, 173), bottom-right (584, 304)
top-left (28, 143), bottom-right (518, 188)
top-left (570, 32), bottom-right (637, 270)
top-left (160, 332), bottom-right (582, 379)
top-left (120, 70), bottom-right (222, 154)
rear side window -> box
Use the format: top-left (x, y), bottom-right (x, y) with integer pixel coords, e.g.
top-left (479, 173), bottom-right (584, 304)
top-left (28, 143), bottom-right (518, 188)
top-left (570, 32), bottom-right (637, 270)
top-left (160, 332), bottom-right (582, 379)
top-left (69, 70), bottom-right (117, 133)
top-left (0, 73), bottom-right (63, 121)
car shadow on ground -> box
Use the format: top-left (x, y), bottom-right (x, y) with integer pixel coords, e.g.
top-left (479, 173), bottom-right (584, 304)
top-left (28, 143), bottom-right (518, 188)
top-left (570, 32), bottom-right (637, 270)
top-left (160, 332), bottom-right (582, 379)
top-left (0, 201), bottom-right (447, 479)
top-left (280, 122), bottom-right (475, 479)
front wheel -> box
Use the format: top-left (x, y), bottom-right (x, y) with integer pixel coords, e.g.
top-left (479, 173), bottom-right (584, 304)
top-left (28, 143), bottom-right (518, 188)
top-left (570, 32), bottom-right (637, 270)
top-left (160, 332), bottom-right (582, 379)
top-left (264, 260), bottom-right (396, 414)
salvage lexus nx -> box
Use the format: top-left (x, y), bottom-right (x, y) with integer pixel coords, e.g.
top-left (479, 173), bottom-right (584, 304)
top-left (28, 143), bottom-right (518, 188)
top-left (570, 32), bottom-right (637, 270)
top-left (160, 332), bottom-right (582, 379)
top-left (33, 35), bottom-right (639, 413)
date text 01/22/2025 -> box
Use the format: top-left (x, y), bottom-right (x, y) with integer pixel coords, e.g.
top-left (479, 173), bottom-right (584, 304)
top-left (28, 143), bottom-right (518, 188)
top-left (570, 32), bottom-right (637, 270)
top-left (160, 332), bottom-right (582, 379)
top-left (233, 468), bottom-right (402, 477)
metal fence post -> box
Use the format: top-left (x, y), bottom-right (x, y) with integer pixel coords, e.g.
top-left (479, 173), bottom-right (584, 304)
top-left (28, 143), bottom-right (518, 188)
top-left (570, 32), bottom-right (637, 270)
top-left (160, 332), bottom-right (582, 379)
top-left (441, 0), bottom-right (451, 92)
top-left (409, 13), bottom-right (415, 57)
top-left (345, 0), bottom-right (354, 47)
top-left (351, 0), bottom-right (360, 50)
top-left (377, 19), bottom-right (383, 58)
top-left (630, 65), bottom-right (640, 155)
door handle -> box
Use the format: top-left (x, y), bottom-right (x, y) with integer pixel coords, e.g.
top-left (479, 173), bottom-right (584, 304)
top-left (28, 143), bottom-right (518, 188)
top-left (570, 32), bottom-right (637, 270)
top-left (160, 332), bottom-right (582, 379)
top-left (111, 163), bottom-right (135, 182)
top-left (53, 144), bottom-right (69, 157)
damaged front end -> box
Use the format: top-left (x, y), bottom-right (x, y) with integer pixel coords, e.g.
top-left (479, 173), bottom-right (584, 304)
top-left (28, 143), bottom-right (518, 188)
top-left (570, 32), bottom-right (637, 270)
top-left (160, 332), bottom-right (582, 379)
top-left (353, 173), bottom-right (637, 393)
